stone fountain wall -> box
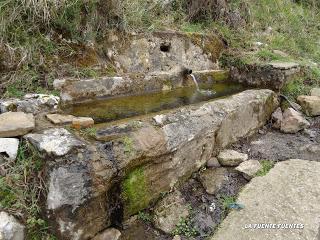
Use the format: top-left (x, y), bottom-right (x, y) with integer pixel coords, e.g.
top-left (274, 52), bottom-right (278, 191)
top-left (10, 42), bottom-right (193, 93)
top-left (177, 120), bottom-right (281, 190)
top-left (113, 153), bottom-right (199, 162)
top-left (54, 31), bottom-right (227, 104)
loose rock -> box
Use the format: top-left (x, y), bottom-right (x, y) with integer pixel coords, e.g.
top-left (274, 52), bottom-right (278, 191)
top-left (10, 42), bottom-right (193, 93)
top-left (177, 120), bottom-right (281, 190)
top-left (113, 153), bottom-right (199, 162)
top-left (297, 95), bottom-right (320, 116)
top-left (310, 88), bottom-right (320, 97)
top-left (0, 138), bottom-right (19, 161)
top-left (72, 117), bottom-right (94, 129)
top-left (271, 107), bottom-right (283, 129)
top-left (46, 114), bottom-right (75, 125)
top-left (207, 157), bottom-right (221, 168)
top-left (217, 149), bottom-right (248, 166)
top-left (172, 236), bottom-right (181, 240)
top-left (280, 108), bottom-right (310, 133)
top-left (0, 94), bottom-right (59, 114)
top-left (0, 99), bottom-right (19, 113)
top-left (211, 160), bottom-right (320, 240)
top-left (153, 191), bottom-right (190, 234)
top-left (0, 211), bottom-right (25, 240)
top-left (153, 114), bottom-right (167, 126)
top-left (235, 160), bottom-right (262, 180)
top-left (92, 228), bottom-right (121, 240)
top-left (0, 112), bottom-right (35, 137)
top-left (24, 128), bottom-right (84, 156)
top-left (199, 168), bottom-right (229, 194)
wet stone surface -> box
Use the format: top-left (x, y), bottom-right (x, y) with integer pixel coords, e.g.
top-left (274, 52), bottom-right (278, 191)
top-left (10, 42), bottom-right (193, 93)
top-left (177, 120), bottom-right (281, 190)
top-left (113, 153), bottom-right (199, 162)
top-left (179, 171), bottom-right (247, 239)
top-left (119, 218), bottom-right (170, 240)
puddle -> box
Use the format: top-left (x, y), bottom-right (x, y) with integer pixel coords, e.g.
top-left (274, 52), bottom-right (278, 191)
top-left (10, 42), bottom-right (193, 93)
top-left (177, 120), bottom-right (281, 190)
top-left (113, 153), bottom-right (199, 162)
top-left (63, 82), bottom-right (246, 124)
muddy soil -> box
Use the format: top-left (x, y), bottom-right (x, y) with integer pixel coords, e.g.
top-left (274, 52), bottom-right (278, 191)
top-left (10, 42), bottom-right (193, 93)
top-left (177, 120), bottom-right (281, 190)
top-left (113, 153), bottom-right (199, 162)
top-left (232, 117), bottom-right (320, 162)
top-left (119, 170), bottom-right (247, 240)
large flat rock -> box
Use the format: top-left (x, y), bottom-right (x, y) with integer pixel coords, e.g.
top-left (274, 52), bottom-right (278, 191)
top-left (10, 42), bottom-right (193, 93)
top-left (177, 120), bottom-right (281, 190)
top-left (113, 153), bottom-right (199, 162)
top-left (211, 159), bottom-right (320, 240)
top-left (24, 128), bottom-right (85, 157)
top-left (0, 112), bottom-right (35, 137)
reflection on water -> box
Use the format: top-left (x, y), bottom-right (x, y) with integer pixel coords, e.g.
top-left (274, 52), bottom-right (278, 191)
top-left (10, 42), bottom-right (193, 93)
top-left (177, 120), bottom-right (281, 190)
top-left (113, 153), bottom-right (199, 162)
top-left (63, 82), bottom-right (246, 123)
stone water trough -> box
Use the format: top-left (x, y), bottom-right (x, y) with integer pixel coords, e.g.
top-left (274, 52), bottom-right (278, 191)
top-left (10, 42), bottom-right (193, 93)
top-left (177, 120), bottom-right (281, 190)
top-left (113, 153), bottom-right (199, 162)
top-left (0, 31), bottom-right (285, 239)
top-left (23, 89), bottom-right (278, 239)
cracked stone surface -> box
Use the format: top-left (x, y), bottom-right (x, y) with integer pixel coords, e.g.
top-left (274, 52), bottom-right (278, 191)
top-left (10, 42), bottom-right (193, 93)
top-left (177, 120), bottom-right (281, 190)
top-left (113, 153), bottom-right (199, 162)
top-left (47, 164), bottom-right (91, 211)
top-left (24, 128), bottom-right (84, 156)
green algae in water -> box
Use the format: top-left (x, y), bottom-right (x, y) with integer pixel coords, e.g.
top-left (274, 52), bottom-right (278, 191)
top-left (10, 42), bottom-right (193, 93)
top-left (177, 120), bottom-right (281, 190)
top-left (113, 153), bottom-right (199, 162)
top-left (64, 82), bottom-right (246, 123)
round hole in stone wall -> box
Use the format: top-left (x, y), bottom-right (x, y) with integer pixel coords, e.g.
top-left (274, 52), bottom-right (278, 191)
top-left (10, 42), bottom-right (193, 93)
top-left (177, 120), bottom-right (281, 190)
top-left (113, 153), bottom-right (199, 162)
top-left (160, 42), bottom-right (171, 52)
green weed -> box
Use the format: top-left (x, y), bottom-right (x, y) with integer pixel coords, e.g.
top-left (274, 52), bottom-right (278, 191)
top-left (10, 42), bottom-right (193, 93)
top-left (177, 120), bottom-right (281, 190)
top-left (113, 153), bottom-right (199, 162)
top-left (172, 217), bottom-right (199, 238)
top-left (219, 195), bottom-right (237, 212)
top-left (79, 127), bottom-right (97, 138)
top-left (122, 136), bottom-right (135, 156)
top-left (0, 141), bottom-right (56, 239)
top-left (255, 160), bottom-right (275, 177)
top-left (137, 211), bottom-right (152, 222)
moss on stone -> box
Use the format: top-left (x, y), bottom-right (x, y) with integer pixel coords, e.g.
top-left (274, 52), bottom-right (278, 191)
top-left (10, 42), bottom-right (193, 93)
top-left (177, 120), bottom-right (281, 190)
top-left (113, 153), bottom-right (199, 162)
top-left (122, 136), bottom-right (135, 156)
top-left (188, 33), bottom-right (225, 62)
top-left (121, 167), bottom-right (152, 216)
top-left (162, 79), bottom-right (174, 91)
top-left (196, 70), bottom-right (230, 84)
top-left (212, 70), bottom-right (230, 81)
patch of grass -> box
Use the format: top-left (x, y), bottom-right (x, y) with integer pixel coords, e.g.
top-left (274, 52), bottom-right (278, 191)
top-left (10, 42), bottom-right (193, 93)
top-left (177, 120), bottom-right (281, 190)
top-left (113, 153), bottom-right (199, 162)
top-left (137, 211), bottom-right (152, 222)
top-left (219, 195), bottom-right (237, 212)
top-left (282, 66), bottom-right (320, 100)
top-left (172, 217), bottom-right (199, 238)
top-left (79, 127), bottom-right (97, 138)
top-left (217, 0), bottom-right (320, 97)
top-left (0, 141), bottom-right (56, 239)
top-left (218, 195), bottom-right (245, 221)
top-left (122, 136), bottom-right (135, 156)
top-left (181, 22), bottom-right (207, 33)
top-left (282, 78), bottom-right (309, 101)
top-left (255, 160), bottom-right (275, 177)
top-left (255, 49), bottom-right (290, 62)
top-left (2, 67), bottom-right (56, 98)
top-left (121, 167), bottom-right (152, 216)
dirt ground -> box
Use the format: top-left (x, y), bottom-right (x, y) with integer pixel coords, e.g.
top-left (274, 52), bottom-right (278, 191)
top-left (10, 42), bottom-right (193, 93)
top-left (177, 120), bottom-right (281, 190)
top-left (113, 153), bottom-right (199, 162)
top-left (232, 116), bottom-right (320, 162)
